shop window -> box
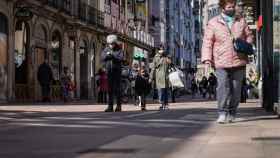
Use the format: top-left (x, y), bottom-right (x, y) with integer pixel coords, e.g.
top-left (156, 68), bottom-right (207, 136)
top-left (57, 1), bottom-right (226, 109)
top-left (51, 30), bottom-right (62, 81)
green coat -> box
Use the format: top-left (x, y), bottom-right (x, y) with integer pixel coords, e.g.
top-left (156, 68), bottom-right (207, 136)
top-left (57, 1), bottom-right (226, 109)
top-left (150, 53), bottom-right (170, 89)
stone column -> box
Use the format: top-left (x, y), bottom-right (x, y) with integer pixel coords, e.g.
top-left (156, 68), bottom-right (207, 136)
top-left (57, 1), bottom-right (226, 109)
top-left (75, 30), bottom-right (81, 98)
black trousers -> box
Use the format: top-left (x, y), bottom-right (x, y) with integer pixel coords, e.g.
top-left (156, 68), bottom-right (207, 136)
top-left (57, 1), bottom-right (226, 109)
top-left (98, 91), bottom-right (107, 103)
top-left (107, 76), bottom-right (121, 107)
top-left (41, 84), bottom-right (51, 102)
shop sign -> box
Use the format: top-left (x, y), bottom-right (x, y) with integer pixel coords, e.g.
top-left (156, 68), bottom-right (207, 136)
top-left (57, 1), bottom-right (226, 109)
top-left (133, 51), bottom-right (145, 60)
top-left (15, 8), bottom-right (33, 21)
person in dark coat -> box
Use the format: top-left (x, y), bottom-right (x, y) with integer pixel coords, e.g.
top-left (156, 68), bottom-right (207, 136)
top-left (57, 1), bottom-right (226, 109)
top-left (200, 76), bottom-right (208, 98)
top-left (37, 59), bottom-right (53, 102)
top-left (135, 66), bottom-right (150, 111)
top-left (191, 78), bottom-right (198, 98)
top-left (101, 34), bottom-right (124, 112)
top-left (208, 73), bottom-right (217, 99)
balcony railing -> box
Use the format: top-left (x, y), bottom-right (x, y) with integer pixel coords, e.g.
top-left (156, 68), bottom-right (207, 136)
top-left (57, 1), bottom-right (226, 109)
top-left (78, 2), bottom-right (105, 28)
top-left (46, 0), bottom-right (72, 15)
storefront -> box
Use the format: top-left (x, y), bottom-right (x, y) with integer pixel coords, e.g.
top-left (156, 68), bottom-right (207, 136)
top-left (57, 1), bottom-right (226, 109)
top-left (257, 0), bottom-right (280, 115)
top-left (0, 13), bottom-right (8, 102)
top-left (272, 0), bottom-right (280, 115)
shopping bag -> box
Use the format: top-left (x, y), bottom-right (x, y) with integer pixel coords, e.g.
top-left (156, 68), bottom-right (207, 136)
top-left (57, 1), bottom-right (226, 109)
top-left (168, 68), bottom-right (185, 88)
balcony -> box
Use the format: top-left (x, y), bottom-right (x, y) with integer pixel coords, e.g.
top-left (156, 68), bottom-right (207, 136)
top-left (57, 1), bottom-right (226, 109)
top-left (78, 2), bottom-right (105, 28)
top-left (46, 0), bottom-right (72, 15)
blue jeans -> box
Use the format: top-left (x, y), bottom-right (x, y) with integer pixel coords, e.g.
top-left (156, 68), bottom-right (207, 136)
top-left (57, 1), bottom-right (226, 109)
top-left (216, 67), bottom-right (245, 115)
top-left (158, 88), bottom-right (169, 105)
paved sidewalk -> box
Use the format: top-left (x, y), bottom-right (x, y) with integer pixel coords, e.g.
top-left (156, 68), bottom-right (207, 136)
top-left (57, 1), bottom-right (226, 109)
top-left (166, 104), bottom-right (280, 158)
top-left (0, 99), bottom-right (279, 158)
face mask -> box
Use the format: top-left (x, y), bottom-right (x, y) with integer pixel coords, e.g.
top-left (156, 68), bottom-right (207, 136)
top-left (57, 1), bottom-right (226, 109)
top-left (158, 50), bottom-right (164, 54)
top-left (224, 9), bottom-right (235, 17)
top-left (109, 44), bottom-right (114, 49)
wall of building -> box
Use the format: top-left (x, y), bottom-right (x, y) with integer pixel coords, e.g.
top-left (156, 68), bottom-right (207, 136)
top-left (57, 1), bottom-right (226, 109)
top-left (0, 0), bottom-right (154, 103)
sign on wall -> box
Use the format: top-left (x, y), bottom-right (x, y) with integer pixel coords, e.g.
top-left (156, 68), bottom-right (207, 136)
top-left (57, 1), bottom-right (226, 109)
top-left (15, 7), bottom-right (33, 21)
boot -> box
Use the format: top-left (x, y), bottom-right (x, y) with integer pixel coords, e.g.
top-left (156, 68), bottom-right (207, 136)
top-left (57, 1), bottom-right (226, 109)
top-left (115, 105), bottom-right (122, 112)
top-left (105, 106), bottom-right (114, 112)
top-left (141, 104), bottom-right (146, 111)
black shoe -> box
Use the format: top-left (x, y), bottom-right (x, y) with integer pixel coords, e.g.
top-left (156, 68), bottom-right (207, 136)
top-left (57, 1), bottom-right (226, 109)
top-left (141, 107), bottom-right (146, 111)
top-left (115, 106), bottom-right (122, 112)
top-left (105, 107), bottom-right (114, 112)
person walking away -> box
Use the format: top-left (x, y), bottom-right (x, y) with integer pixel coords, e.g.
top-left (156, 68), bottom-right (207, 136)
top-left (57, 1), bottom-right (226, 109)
top-left (61, 67), bottom-right (72, 102)
top-left (208, 73), bottom-right (217, 99)
top-left (201, 0), bottom-right (253, 123)
top-left (149, 45), bottom-right (172, 110)
top-left (200, 76), bottom-right (208, 98)
top-left (191, 78), bottom-right (198, 98)
top-left (37, 59), bottom-right (53, 102)
top-left (102, 34), bottom-right (124, 112)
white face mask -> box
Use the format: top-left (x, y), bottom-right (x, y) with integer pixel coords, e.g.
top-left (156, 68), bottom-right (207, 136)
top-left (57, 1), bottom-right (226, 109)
top-left (159, 50), bottom-right (164, 54)
top-left (109, 44), bottom-right (114, 49)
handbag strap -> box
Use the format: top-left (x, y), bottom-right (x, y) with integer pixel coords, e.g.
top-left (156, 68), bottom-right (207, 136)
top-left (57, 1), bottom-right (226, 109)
top-left (220, 15), bottom-right (235, 41)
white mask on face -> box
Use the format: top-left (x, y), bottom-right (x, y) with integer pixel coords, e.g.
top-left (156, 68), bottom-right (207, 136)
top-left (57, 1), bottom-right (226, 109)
top-left (109, 44), bottom-right (114, 49)
top-left (159, 50), bottom-right (164, 54)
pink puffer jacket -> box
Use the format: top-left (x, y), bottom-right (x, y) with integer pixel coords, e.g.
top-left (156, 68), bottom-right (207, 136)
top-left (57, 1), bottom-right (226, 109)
top-left (201, 15), bottom-right (253, 69)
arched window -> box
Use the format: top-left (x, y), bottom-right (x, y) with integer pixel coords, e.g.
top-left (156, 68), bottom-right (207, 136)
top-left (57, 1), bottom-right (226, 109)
top-left (15, 21), bottom-right (30, 84)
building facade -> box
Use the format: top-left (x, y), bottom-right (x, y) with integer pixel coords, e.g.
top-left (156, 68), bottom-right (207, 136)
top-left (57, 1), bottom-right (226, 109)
top-left (0, 0), bottom-right (154, 103)
top-left (165, 0), bottom-right (195, 71)
top-left (148, 0), bottom-right (166, 48)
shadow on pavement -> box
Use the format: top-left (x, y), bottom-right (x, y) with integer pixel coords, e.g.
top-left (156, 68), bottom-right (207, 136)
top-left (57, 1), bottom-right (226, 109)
top-left (0, 104), bottom-right (278, 158)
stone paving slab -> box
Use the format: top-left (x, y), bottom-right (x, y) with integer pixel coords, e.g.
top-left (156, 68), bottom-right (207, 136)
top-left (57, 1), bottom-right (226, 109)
top-left (0, 99), bottom-right (279, 158)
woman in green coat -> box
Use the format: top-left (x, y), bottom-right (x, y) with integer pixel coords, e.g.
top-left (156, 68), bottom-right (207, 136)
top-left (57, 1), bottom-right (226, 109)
top-left (149, 47), bottom-right (171, 110)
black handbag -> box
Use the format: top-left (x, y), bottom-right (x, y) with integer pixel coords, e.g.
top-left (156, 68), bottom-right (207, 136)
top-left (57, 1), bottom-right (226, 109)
top-left (221, 16), bottom-right (254, 56)
top-left (233, 38), bottom-right (254, 55)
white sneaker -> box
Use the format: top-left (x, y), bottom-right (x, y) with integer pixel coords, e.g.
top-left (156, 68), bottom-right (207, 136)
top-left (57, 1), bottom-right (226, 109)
top-left (227, 115), bottom-right (236, 123)
top-left (217, 114), bottom-right (227, 124)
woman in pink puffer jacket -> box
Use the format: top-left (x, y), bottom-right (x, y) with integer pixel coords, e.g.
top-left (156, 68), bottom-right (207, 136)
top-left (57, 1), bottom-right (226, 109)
top-left (201, 0), bottom-right (254, 124)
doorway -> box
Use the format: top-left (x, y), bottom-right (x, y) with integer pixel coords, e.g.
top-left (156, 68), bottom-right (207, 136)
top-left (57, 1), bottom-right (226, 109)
top-left (80, 40), bottom-right (88, 99)
top-left (14, 21), bottom-right (30, 101)
top-left (35, 47), bottom-right (46, 101)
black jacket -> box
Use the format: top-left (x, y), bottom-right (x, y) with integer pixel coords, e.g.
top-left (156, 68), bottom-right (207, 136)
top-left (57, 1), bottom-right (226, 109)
top-left (37, 63), bottom-right (53, 85)
top-left (101, 47), bottom-right (124, 77)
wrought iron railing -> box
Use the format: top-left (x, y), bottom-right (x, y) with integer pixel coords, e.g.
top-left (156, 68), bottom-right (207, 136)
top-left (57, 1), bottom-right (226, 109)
top-left (78, 2), bottom-right (105, 27)
top-left (46, 0), bottom-right (72, 15)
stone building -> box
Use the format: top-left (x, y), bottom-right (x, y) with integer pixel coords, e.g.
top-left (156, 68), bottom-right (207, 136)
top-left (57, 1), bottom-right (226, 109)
top-left (0, 0), bottom-right (154, 103)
